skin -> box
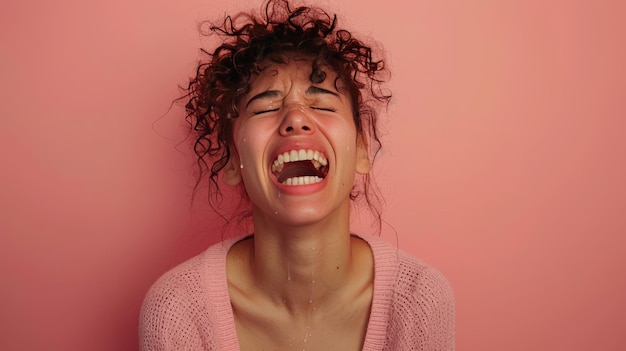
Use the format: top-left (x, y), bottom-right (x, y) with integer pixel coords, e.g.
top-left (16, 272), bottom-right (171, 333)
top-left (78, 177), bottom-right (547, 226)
top-left (224, 53), bottom-right (374, 350)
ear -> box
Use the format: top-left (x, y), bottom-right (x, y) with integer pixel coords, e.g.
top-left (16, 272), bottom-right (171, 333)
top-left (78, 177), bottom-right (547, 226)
top-left (355, 133), bottom-right (371, 174)
top-left (223, 149), bottom-right (243, 186)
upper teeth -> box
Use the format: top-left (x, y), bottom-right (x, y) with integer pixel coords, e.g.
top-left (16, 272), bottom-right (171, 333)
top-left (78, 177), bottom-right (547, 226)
top-left (271, 149), bottom-right (328, 173)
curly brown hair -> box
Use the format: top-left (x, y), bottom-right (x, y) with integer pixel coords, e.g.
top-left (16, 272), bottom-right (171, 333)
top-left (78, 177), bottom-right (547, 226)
top-left (183, 0), bottom-right (391, 228)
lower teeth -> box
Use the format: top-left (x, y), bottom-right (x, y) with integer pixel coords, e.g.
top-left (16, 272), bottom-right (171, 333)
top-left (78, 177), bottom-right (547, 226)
top-left (283, 176), bottom-right (323, 186)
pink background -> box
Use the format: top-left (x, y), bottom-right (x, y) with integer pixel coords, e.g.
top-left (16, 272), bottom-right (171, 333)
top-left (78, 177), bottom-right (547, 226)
top-left (1, 0), bottom-right (625, 350)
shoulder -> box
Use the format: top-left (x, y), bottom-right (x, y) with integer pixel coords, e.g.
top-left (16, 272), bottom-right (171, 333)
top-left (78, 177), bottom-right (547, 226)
top-left (358, 234), bottom-right (455, 350)
top-left (395, 251), bottom-right (455, 308)
top-left (141, 239), bottom-right (232, 311)
top-left (362, 234), bottom-right (454, 312)
top-left (140, 250), bottom-right (213, 318)
top-left (139, 239), bottom-right (236, 350)
top-left (391, 250), bottom-right (456, 350)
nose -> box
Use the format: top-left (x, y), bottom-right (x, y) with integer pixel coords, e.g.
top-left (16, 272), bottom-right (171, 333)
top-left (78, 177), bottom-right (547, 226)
top-left (279, 108), bottom-right (315, 136)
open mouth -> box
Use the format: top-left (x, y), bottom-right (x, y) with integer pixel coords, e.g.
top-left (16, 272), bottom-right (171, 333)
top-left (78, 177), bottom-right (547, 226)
top-left (271, 149), bottom-right (329, 186)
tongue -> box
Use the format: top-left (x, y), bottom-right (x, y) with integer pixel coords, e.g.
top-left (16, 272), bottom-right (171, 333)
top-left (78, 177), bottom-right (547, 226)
top-left (278, 161), bottom-right (322, 183)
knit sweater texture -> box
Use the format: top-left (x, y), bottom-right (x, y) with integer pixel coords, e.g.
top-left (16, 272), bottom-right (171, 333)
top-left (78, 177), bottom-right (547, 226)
top-left (140, 234), bottom-right (455, 350)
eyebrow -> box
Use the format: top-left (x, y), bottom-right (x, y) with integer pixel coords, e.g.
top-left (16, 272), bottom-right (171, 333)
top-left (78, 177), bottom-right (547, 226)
top-left (306, 86), bottom-right (340, 97)
top-left (246, 86), bottom-right (340, 107)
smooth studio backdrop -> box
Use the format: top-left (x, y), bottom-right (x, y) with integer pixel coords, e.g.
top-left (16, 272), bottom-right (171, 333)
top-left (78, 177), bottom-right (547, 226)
top-left (1, 0), bottom-right (625, 350)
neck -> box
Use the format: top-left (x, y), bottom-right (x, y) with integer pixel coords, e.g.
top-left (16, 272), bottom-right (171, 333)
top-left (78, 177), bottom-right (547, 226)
top-left (249, 202), bottom-right (355, 311)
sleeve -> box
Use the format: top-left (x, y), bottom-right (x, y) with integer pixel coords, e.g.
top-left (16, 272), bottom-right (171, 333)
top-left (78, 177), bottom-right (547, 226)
top-left (418, 266), bottom-right (455, 350)
top-left (388, 253), bottom-right (455, 350)
top-left (139, 267), bottom-right (214, 351)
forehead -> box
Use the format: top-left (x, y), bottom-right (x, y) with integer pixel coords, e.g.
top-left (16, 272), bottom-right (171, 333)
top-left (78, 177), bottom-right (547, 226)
top-left (249, 53), bottom-right (339, 88)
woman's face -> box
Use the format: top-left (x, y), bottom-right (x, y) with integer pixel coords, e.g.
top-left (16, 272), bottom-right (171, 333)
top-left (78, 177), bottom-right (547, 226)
top-left (226, 54), bottom-right (371, 226)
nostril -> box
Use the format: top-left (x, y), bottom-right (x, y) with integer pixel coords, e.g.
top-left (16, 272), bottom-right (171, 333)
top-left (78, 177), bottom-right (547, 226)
top-left (280, 113), bottom-right (314, 134)
top-left (283, 125), bottom-right (311, 133)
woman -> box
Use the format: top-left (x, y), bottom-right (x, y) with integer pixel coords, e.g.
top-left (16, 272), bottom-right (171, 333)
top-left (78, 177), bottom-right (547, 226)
top-left (140, 1), bottom-right (455, 349)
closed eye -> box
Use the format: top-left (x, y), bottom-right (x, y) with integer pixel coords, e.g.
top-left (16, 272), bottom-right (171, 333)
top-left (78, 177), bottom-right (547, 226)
top-left (253, 108), bottom-right (280, 115)
top-left (312, 107), bottom-right (336, 112)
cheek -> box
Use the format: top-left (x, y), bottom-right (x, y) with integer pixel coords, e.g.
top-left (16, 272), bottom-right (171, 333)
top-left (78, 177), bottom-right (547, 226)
top-left (232, 120), bottom-right (247, 145)
top-left (233, 120), bottom-right (257, 151)
top-left (329, 120), bottom-right (358, 146)
top-left (233, 121), bottom-right (273, 163)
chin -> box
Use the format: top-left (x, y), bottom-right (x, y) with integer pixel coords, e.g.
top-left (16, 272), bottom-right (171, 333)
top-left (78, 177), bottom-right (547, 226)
top-left (267, 201), bottom-right (350, 228)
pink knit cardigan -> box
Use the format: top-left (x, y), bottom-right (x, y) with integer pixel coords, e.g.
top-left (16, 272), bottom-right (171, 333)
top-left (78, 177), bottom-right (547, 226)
top-left (140, 234), bottom-right (455, 350)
